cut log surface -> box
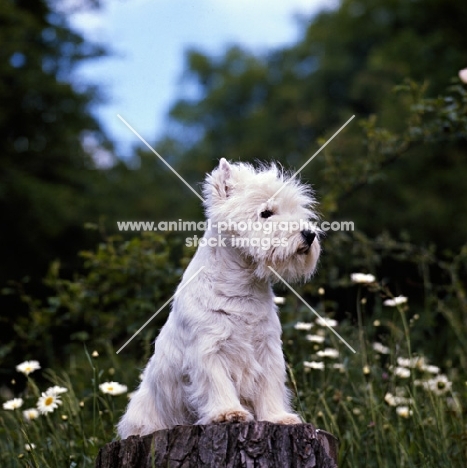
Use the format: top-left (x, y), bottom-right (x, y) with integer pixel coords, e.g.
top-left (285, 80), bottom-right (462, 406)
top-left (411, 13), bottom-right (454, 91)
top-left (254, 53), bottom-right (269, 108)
top-left (95, 422), bottom-right (338, 468)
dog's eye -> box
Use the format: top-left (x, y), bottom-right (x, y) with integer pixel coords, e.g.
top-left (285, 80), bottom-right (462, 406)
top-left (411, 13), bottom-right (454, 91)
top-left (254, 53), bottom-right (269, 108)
top-left (260, 210), bottom-right (274, 219)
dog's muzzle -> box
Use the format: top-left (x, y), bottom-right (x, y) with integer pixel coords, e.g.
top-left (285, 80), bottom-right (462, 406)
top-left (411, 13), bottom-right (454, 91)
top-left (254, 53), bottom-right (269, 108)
top-left (298, 230), bottom-right (316, 254)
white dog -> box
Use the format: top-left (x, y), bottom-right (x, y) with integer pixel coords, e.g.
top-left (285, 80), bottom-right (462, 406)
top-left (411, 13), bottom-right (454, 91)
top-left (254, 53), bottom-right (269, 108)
top-left (118, 158), bottom-right (320, 438)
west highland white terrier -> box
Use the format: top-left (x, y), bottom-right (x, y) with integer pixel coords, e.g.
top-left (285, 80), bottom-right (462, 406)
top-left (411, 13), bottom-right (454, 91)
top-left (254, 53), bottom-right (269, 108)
top-left (118, 158), bottom-right (321, 438)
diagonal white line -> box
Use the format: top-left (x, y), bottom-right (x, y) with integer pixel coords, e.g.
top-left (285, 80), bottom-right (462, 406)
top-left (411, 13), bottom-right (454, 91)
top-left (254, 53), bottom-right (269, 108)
top-left (268, 266), bottom-right (356, 353)
top-left (269, 115), bottom-right (355, 201)
top-left (116, 266), bottom-right (205, 354)
top-left (117, 114), bottom-right (205, 203)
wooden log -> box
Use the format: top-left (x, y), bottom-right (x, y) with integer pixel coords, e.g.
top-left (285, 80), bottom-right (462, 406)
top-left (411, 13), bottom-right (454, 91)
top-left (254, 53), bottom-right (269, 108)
top-left (95, 422), bottom-right (338, 468)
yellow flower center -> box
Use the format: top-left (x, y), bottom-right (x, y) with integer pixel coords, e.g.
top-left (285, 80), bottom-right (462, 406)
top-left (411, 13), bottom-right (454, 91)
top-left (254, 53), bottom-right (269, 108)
top-left (45, 396), bottom-right (54, 406)
top-left (107, 386), bottom-right (114, 392)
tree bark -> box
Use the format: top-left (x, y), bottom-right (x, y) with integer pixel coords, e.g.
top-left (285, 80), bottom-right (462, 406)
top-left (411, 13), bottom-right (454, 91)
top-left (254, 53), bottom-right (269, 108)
top-left (95, 422), bottom-right (338, 468)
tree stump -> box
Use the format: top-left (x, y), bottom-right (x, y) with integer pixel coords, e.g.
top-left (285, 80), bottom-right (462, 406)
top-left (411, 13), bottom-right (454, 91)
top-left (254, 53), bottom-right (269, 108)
top-left (95, 422), bottom-right (338, 468)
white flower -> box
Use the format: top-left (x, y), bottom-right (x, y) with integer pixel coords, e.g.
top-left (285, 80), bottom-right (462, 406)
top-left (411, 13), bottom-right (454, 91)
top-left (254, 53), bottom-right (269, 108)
top-left (421, 365), bottom-right (440, 374)
top-left (372, 342), bottom-right (390, 354)
top-left (396, 406), bottom-right (413, 418)
top-left (273, 296), bottom-right (285, 305)
top-left (394, 367), bottom-right (411, 378)
top-left (45, 386), bottom-right (68, 395)
top-left (351, 273), bottom-right (376, 284)
top-left (99, 381), bottom-right (128, 396)
top-left (294, 321), bottom-right (313, 331)
top-left (3, 398), bottom-right (23, 410)
top-left (16, 360), bottom-right (41, 376)
top-left (23, 408), bottom-right (40, 421)
top-left (383, 296), bottom-right (408, 307)
top-left (315, 317), bottom-right (338, 327)
top-left (385, 391), bottom-right (413, 407)
top-left (332, 363), bottom-right (345, 371)
top-left (303, 361), bottom-right (325, 370)
top-left (459, 68), bottom-right (467, 84)
top-left (37, 392), bottom-right (62, 414)
top-left (306, 334), bottom-right (325, 343)
top-left (25, 443), bottom-right (36, 451)
top-left (316, 348), bottom-right (339, 359)
top-left (384, 393), bottom-right (397, 407)
top-left (424, 375), bottom-right (452, 396)
top-left (397, 356), bottom-right (425, 369)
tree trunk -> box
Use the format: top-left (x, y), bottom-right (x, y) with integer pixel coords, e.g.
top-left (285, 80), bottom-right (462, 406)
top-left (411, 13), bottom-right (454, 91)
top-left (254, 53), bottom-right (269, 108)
top-left (95, 422), bottom-right (338, 468)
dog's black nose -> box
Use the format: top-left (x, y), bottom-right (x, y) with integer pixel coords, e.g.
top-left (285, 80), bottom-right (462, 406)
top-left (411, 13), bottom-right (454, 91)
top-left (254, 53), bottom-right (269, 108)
top-left (301, 230), bottom-right (316, 247)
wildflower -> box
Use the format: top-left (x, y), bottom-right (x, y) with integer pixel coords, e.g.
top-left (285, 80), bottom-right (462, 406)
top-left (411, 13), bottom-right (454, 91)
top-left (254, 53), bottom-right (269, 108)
top-left (45, 386), bottom-right (67, 395)
top-left (384, 393), bottom-right (397, 406)
top-left (373, 320), bottom-right (381, 327)
top-left (294, 322), bottom-right (313, 331)
top-left (318, 287), bottom-right (325, 295)
top-left (421, 364), bottom-right (440, 374)
top-left (37, 392), bottom-right (62, 414)
top-left (352, 408), bottom-right (361, 415)
top-left (383, 296), bottom-right (408, 307)
top-left (306, 334), bottom-right (325, 343)
top-left (25, 443), bottom-right (36, 451)
top-left (99, 381), bottom-right (128, 396)
top-left (16, 360), bottom-right (41, 376)
top-left (3, 398), bottom-right (23, 410)
top-left (372, 342), bottom-right (390, 354)
top-left (315, 317), bottom-right (338, 327)
top-left (424, 374), bottom-right (452, 396)
top-left (332, 363), bottom-right (345, 371)
top-left (351, 273), bottom-right (376, 284)
top-left (459, 68), bottom-right (467, 84)
top-left (363, 365), bottom-right (370, 375)
top-left (273, 296), bottom-right (285, 305)
top-left (316, 348), bottom-right (339, 359)
top-left (92, 350), bottom-right (99, 358)
top-left (23, 408), bottom-right (39, 421)
top-left (397, 356), bottom-right (425, 369)
top-left (303, 361), bottom-right (324, 370)
top-left (396, 406), bottom-right (413, 418)
top-left (394, 367), bottom-right (411, 379)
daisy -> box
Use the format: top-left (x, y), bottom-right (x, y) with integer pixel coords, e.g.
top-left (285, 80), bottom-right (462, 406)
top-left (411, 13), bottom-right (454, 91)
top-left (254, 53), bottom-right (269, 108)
top-left (45, 386), bottom-right (68, 395)
top-left (306, 334), bottom-right (325, 343)
top-left (383, 296), bottom-right (408, 307)
top-left (315, 317), bottom-right (338, 327)
top-left (16, 360), bottom-right (41, 376)
top-left (396, 406), bottom-right (413, 418)
top-left (303, 361), bottom-right (324, 370)
top-left (394, 367), bottom-right (411, 379)
top-left (294, 322), bottom-right (313, 331)
top-left (273, 297), bottom-right (285, 305)
top-left (425, 375), bottom-right (452, 396)
top-left (372, 342), bottom-right (390, 354)
top-left (316, 348), bottom-right (339, 359)
top-left (459, 68), bottom-right (467, 84)
top-left (3, 398), bottom-right (23, 410)
top-left (23, 408), bottom-right (40, 421)
top-left (37, 392), bottom-right (62, 414)
top-left (99, 381), bottom-right (128, 396)
top-left (350, 273), bottom-right (376, 284)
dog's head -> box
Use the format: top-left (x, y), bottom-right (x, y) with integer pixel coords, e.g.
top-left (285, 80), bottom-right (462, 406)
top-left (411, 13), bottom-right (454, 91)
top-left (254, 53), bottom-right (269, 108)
top-left (203, 158), bottom-right (321, 282)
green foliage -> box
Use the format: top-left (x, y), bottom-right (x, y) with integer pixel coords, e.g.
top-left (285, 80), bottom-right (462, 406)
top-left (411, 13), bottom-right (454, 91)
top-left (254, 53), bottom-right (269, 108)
top-left (5, 232), bottom-right (193, 372)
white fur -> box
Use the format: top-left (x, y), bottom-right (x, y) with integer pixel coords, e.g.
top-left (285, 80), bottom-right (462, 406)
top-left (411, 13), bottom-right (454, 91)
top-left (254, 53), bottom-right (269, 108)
top-left (118, 159), bottom-right (321, 438)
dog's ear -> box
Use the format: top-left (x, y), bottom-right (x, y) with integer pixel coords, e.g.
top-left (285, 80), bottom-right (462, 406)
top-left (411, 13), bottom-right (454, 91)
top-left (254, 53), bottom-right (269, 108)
top-left (206, 158), bottom-right (232, 200)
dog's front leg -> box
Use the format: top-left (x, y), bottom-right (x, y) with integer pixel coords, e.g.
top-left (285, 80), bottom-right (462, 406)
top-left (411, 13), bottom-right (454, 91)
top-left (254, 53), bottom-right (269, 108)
top-left (253, 333), bottom-right (302, 425)
top-left (189, 352), bottom-right (253, 425)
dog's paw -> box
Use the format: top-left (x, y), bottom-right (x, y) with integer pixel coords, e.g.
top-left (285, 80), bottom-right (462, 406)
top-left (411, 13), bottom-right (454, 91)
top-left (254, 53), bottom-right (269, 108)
top-left (267, 413), bottom-right (302, 425)
top-left (212, 409), bottom-right (254, 423)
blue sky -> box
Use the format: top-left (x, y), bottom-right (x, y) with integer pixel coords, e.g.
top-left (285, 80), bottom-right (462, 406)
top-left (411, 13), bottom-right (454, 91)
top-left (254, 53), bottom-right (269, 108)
top-left (70, 0), bottom-right (335, 157)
